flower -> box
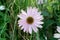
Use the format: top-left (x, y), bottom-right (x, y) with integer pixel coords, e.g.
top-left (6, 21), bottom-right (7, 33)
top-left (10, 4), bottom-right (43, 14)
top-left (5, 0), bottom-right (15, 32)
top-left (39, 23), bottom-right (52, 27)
top-left (57, 26), bottom-right (60, 33)
top-left (58, 39), bottom-right (60, 40)
top-left (37, 0), bottom-right (43, 4)
top-left (17, 7), bottom-right (44, 34)
top-left (0, 5), bottom-right (5, 10)
top-left (54, 33), bottom-right (60, 38)
top-left (36, 0), bottom-right (48, 4)
top-left (45, 36), bottom-right (47, 40)
top-left (54, 26), bottom-right (60, 40)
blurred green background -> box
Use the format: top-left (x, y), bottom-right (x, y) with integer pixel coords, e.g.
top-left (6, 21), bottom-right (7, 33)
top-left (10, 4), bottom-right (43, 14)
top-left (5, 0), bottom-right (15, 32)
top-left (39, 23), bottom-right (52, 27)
top-left (0, 0), bottom-right (60, 40)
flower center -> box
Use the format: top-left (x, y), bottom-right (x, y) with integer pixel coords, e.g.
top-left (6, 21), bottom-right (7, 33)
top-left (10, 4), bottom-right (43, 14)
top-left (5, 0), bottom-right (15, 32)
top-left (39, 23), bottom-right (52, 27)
top-left (26, 17), bottom-right (34, 24)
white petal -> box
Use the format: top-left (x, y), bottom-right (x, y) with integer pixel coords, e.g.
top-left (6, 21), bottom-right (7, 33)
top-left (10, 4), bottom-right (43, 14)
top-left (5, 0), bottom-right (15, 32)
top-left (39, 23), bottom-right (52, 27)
top-left (18, 20), bottom-right (24, 25)
top-left (34, 22), bottom-right (43, 28)
top-left (0, 5), bottom-right (5, 10)
top-left (19, 24), bottom-right (22, 27)
top-left (27, 7), bottom-right (32, 16)
top-left (17, 14), bottom-right (26, 20)
top-left (32, 26), bottom-right (38, 33)
top-left (21, 10), bottom-right (27, 16)
top-left (36, 22), bottom-right (44, 24)
top-left (18, 20), bottom-right (22, 26)
top-left (23, 28), bottom-right (26, 32)
top-left (18, 19), bottom-right (26, 28)
top-left (54, 33), bottom-right (60, 38)
top-left (57, 26), bottom-right (60, 33)
top-left (35, 15), bottom-right (44, 21)
top-left (38, 15), bottom-right (44, 19)
top-left (45, 36), bottom-right (47, 40)
top-left (32, 7), bottom-right (38, 14)
top-left (37, 0), bottom-right (43, 4)
top-left (31, 12), bottom-right (42, 19)
top-left (23, 26), bottom-right (28, 32)
top-left (38, 12), bottom-right (41, 15)
top-left (17, 10), bottom-right (27, 19)
top-left (29, 26), bottom-right (32, 34)
top-left (36, 25), bottom-right (43, 28)
top-left (21, 26), bottom-right (24, 30)
top-left (23, 24), bottom-right (29, 32)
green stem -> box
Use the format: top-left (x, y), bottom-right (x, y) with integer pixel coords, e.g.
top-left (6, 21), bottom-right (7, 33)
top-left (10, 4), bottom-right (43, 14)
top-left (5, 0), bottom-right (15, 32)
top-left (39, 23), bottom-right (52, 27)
top-left (12, 17), bottom-right (18, 40)
top-left (0, 23), bottom-right (7, 36)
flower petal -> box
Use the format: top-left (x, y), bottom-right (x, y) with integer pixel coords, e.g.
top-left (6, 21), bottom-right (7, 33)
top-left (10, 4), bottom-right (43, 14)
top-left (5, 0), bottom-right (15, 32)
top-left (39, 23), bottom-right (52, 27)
top-left (54, 33), bottom-right (60, 38)
top-left (32, 26), bottom-right (38, 33)
top-left (57, 26), bottom-right (60, 33)
top-left (29, 26), bottom-right (32, 34)
top-left (0, 5), bottom-right (5, 10)
top-left (17, 10), bottom-right (27, 19)
top-left (36, 25), bottom-right (43, 28)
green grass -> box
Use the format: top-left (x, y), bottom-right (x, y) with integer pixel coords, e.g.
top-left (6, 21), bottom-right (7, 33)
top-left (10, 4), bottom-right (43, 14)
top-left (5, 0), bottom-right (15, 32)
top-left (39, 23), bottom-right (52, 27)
top-left (0, 0), bottom-right (60, 40)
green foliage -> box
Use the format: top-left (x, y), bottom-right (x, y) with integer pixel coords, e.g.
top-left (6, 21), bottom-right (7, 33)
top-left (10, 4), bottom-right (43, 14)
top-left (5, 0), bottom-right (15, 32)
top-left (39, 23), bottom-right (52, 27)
top-left (0, 0), bottom-right (60, 40)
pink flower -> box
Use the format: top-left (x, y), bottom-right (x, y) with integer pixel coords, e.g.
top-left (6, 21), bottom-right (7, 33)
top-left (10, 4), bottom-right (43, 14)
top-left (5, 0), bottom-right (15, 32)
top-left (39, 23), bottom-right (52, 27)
top-left (17, 7), bottom-right (44, 34)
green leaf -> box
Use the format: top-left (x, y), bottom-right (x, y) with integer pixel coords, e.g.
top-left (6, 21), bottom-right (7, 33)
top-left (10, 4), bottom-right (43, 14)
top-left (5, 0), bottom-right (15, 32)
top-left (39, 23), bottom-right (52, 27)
top-left (42, 11), bottom-right (50, 16)
top-left (0, 38), bottom-right (6, 40)
top-left (43, 19), bottom-right (55, 29)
